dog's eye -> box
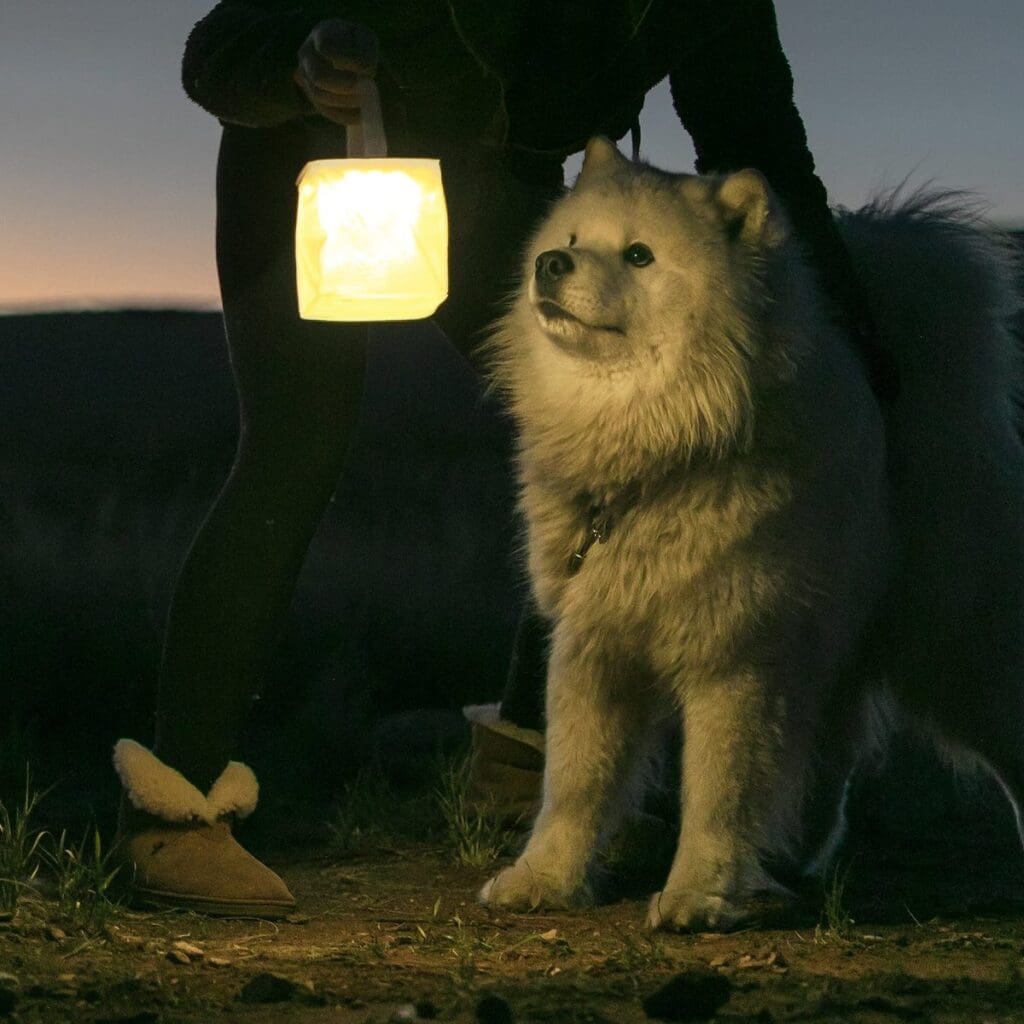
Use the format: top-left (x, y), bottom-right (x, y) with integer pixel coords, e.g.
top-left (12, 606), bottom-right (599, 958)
top-left (623, 242), bottom-right (654, 267)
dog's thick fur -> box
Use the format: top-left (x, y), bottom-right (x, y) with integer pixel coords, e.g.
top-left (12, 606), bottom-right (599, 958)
top-left (480, 137), bottom-right (1024, 931)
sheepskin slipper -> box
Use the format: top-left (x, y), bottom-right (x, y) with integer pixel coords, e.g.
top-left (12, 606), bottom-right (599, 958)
top-left (462, 704), bottom-right (544, 827)
top-left (113, 740), bottom-right (295, 918)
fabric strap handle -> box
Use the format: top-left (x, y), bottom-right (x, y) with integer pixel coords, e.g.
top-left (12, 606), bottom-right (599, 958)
top-left (346, 78), bottom-right (388, 158)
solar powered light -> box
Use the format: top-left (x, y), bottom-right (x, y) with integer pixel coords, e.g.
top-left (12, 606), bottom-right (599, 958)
top-left (295, 79), bottom-right (448, 321)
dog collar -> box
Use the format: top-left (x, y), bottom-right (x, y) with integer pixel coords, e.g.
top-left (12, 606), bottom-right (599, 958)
top-left (566, 505), bottom-right (616, 576)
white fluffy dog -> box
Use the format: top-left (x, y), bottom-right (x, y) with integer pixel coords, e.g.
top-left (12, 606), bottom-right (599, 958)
top-left (480, 137), bottom-right (1023, 931)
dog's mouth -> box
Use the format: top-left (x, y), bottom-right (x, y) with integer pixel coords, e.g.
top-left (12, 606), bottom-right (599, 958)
top-left (534, 299), bottom-right (624, 335)
top-left (536, 299), bottom-right (577, 323)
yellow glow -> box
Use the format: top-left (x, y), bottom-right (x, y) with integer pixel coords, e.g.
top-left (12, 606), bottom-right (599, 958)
top-left (295, 158), bottom-right (448, 321)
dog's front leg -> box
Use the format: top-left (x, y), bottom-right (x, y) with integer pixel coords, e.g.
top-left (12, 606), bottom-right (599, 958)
top-left (482, 632), bottom-right (653, 911)
top-left (648, 670), bottom-right (801, 932)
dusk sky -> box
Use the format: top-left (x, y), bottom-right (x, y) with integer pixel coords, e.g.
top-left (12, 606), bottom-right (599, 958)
top-left (2, 1), bottom-right (1022, 312)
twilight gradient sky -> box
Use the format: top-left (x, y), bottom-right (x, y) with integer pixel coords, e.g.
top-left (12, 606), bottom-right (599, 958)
top-left (2, 1), bottom-right (1022, 312)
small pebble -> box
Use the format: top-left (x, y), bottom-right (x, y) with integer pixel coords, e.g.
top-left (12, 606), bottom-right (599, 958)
top-left (0, 974), bottom-right (19, 1016)
top-left (237, 971), bottom-right (303, 1004)
top-left (172, 940), bottom-right (205, 959)
top-left (166, 949), bottom-right (192, 966)
top-left (476, 994), bottom-right (513, 1024)
top-left (643, 970), bottom-right (733, 1022)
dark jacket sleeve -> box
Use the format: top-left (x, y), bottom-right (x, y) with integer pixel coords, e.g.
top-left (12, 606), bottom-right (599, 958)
top-left (181, 0), bottom-right (497, 137)
top-left (669, 0), bottom-right (893, 397)
top-left (182, 1), bottom-right (336, 126)
top-left (667, 1), bottom-right (821, 199)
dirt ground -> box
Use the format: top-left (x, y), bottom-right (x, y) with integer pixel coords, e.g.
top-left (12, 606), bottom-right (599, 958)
top-left (5, 814), bottom-right (1024, 1024)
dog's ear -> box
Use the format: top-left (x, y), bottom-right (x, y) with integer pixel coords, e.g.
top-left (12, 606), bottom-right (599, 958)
top-left (715, 169), bottom-right (789, 247)
top-left (577, 137), bottom-right (628, 182)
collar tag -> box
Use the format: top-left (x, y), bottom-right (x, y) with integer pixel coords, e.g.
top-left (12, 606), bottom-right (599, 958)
top-left (566, 505), bottom-right (614, 576)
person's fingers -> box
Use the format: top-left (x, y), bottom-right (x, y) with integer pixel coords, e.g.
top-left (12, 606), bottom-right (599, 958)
top-left (298, 40), bottom-right (364, 89)
top-left (293, 69), bottom-right (362, 123)
top-left (295, 19), bottom-right (379, 123)
top-left (312, 19), bottom-right (379, 75)
top-left (308, 64), bottom-right (362, 95)
top-left (297, 65), bottom-right (361, 105)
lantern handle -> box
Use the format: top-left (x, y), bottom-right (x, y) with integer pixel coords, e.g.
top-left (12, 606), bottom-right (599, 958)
top-left (347, 78), bottom-right (388, 159)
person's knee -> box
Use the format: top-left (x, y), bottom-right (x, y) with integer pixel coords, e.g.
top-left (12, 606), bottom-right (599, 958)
top-left (237, 395), bottom-right (361, 482)
top-left (211, 436), bottom-right (348, 532)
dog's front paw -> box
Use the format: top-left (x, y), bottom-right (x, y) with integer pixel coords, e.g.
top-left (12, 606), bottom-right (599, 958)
top-left (480, 860), bottom-right (580, 912)
top-left (646, 887), bottom-right (748, 933)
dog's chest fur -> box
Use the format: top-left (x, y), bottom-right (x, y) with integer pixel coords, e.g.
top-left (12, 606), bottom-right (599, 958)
top-left (522, 458), bottom-right (796, 679)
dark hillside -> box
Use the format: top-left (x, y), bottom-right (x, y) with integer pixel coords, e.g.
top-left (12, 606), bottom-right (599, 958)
top-left (0, 311), bottom-right (521, 807)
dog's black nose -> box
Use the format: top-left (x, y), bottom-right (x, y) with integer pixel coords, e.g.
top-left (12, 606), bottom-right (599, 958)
top-left (535, 249), bottom-right (574, 284)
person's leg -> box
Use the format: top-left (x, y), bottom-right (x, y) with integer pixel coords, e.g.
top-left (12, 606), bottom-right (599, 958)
top-left (389, 136), bottom-right (562, 818)
top-left (152, 330), bottom-right (367, 791)
top-left (417, 141), bottom-right (564, 367)
top-left (668, 0), bottom-right (896, 400)
top-left (116, 120), bottom-right (366, 915)
top-left (498, 603), bottom-right (548, 732)
top-left (154, 119), bottom-right (367, 791)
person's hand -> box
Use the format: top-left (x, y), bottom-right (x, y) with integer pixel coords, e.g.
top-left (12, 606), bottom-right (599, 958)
top-left (294, 19), bottom-right (379, 125)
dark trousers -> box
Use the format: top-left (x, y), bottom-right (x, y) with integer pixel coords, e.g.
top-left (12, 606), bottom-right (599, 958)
top-left (153, 2), bottom-right (872, 791)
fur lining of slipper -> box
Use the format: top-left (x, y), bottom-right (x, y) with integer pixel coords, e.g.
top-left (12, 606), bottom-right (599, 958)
top-left (113, 739), bottom-right (212, 823)
top-left (462, 703), bottom-right (545, 753)
top-left (113, 739), bottom-right (259, 824)
top-left (207, 760), bottom-right (259, 820)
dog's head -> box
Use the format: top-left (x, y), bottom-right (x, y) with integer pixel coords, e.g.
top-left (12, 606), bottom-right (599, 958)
top-left (523, 137), bottom-right (789, 366)
top-left (490, 138), bottom-right (801, 481)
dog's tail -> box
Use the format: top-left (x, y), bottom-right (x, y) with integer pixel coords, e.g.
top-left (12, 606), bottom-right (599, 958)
top-left (836, 186), bottom-right (1023, 433)
top-left (838, 188), bottom-right (1024, 724)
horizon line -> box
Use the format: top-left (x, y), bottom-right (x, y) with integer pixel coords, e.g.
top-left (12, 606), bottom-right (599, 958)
top-left (0, 299), bottom-right (223, 317)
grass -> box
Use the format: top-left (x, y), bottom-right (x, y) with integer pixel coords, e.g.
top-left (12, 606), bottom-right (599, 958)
top-left (607, 932), bottom-right (672, 985)
top-left (443, 911), bottom-right (496, 992)
top-left (0, 769), bottom-right (121, 929)
top-left (325, 767), bottom-right (402, 855)
top-left (434, 755), bottom-right (520, 869)
top-left (41, 825), bottom-right (124, 931)
top-left (816, 859), bottom-right (856, 941)
top-left (325, 752), bottom-right (520, 870)
top-left (325, 762), bottom-right (444, 857)
top-left (0, 770), bottom-right (47, 918)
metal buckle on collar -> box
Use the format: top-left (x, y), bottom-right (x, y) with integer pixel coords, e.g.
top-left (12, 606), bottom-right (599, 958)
top-left (566, 506), bottom-right (615, 576)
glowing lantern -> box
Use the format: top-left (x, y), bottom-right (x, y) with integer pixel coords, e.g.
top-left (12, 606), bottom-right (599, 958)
top-left (295, 79), bottom-right (448, 321)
